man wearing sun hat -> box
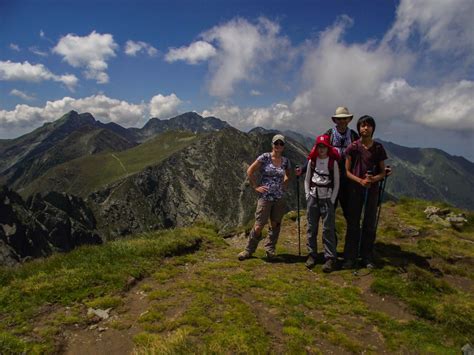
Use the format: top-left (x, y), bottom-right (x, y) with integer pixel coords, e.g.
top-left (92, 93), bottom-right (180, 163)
top-left (324, 106), bottom-right (359, 221)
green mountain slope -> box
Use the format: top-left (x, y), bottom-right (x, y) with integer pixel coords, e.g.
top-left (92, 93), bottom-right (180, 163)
top-left (20, 131), bottom-right (201, 198)
top-left (0, 111), bottom-right (136, 189)
top-left (382, 141), bottom-right (474, 210)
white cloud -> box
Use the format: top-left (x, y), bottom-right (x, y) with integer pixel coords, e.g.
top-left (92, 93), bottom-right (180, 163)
top-left (124, 40), bottom-right (158, 57)
top-left (0, 93), bottom-right (184, 133)
top-left (9, 43), bottom-right (20, 51)
top-left (149, 93), bottom-right (182, 118)
top-left (10, 89), bottom-right (35, 101)
top-left (202, 102), bottom-right (294, 131)
top-left (53, 31), bottom-right (118, 84)
top-left (384, 0), bottom-right (474, 65)
top-left (0, 95), bottom-right (147, 129)
top-left (379, 79), bottom-right (474, 131)
top-left (0, 60), bottom-right (78, 90)
top-left (165, 40), bottom-right (216, 64)
top-left (40, 30), bottom-right (45, 38)
top-left (29, 46), bottom-right (48, 57)
top-left (203, 17), bottom-right (290, 97)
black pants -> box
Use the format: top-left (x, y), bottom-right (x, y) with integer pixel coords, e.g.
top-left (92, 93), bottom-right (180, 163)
top-left (343, 181), bottom-right (379, 261)
top-left (335, 174), bottom-right (351, 221)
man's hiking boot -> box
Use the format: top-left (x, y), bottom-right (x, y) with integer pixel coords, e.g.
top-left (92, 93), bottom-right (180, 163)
top-left (238, 250), bottom-right (251, 261)
top-left (342, 259), bottom-right (355, 270)
top-left (305, 254), bottom-right (316, 269)
top-left (265, 251), bottom-right (277, 261)
top-left (362, 259), bottom-right (376, 269)
top-left (322, 258), bottom-right (336, 273)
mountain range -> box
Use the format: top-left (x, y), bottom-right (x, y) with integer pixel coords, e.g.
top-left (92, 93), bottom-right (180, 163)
top-left (1, 110), bottom-right (473, 263)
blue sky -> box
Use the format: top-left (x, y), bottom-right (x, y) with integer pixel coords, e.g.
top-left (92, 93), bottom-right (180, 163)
top-left (1, 0), bottom-right (473, 160)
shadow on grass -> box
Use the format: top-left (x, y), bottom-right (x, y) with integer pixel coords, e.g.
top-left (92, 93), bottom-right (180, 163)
top-left (375, 242), bottom-right (442, 275)
top-left (265, 253), bottom-right (307, 264)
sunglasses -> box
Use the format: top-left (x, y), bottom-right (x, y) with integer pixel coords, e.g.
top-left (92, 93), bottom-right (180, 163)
top-left (335, 117), bottom-right (350, 121)
top-left (273, 141), bottom-right (285, 146)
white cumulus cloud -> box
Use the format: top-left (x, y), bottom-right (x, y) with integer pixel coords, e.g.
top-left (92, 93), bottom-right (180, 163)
top-left (384, 0), bottom-right (474, 64)
top-left (0, 93), bottom-right (184, 136)
top-left (0, 60), bottom-right (78, 90)
top-left (202, 102), bottom-right (294, 131)
top-left (124, 40), bottom-right (158, 57)
top-left (149, 93), bottom-right (182, 118)
top-left (165, 40), bottom-right (216, 64)
top-left (53, 31), bottom-right (118, 84)
top-left (202, 17), bottom-right (290, 97)
top-left (9, 43), bottom-right (20, 51)
top-left (0, 95), bottom-right (146, 129)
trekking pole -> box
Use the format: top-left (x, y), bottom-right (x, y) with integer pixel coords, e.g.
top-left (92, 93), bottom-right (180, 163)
top-left (354, 169), bottom-right (372, 276)
top-left (374, 166), bottom-right (391, 234)
top-left (295, 165), bottom-right (301, 256)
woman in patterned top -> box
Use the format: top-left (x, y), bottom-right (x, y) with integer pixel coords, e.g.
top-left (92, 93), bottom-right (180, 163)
top-left (238, 134), bottom-right (291, 261)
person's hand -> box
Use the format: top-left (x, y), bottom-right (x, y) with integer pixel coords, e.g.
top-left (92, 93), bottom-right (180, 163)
top-left (295, 167), bottom-right (302, 176)
top-left (359, 178), bottom-right (372, 188)
top-left (385, 166), bottom-right (392, 177)
top-left (255, 185), bottom-right (269, 193)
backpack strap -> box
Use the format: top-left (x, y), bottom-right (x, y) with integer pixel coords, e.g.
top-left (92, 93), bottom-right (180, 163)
top-left (309, 158), bottom-right (334, 190)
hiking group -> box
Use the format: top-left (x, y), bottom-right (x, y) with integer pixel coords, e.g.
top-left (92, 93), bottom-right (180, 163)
top-left (238, 106), bottom-right (390, 273)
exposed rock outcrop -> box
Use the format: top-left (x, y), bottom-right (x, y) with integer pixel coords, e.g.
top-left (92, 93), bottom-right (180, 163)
top-left (0, 186), bottom-right (102, 266)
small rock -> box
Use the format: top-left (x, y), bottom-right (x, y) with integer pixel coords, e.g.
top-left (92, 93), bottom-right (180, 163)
top-left (438, 208), bottom-right (451, 216)
top-left (446, 213), bottom-right (468, 229)
top-left (123, 276), bottom-right (138, 291)
top-left (428, 214), bottom-right (451, 227)
top-left (462, 343), bottom-right (474, 355)
top-left (424, 206), bottom-right (440, 218)
top-left (87, 307), bottom-right (111, 320)
top-left (98, 327), bottom-right (108, 332)
top-left (399, 225), bottom-right (420, 238)
top-left (89, 324), bottom-right (98, 330)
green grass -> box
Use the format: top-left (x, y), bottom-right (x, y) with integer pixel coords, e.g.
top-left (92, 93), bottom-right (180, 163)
top-left (0, 224), bottom-right (219, 353)
top-left (1, 198), bottom-right (473, 354)
top-left (371, 198), bottom-right (474, 345)
top-left (21, 131), bottom-right (202, 197)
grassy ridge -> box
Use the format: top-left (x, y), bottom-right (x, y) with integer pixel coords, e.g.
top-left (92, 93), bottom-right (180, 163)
top-left (20, 131), bottom-right (201, 198)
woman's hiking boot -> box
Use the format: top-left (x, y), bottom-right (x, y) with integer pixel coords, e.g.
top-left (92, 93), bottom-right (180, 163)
top-left (238, 250), bottom-right (251, 261)
top-left (305, 254), bottom-right (316, 269)
top-left (322, 258), bottom-right (336, 273)
top-left (265, 250), bottom-right (277, 261)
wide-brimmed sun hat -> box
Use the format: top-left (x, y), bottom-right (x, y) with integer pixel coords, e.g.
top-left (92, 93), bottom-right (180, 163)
top-left (331, 106), bottom-right (353, 123)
